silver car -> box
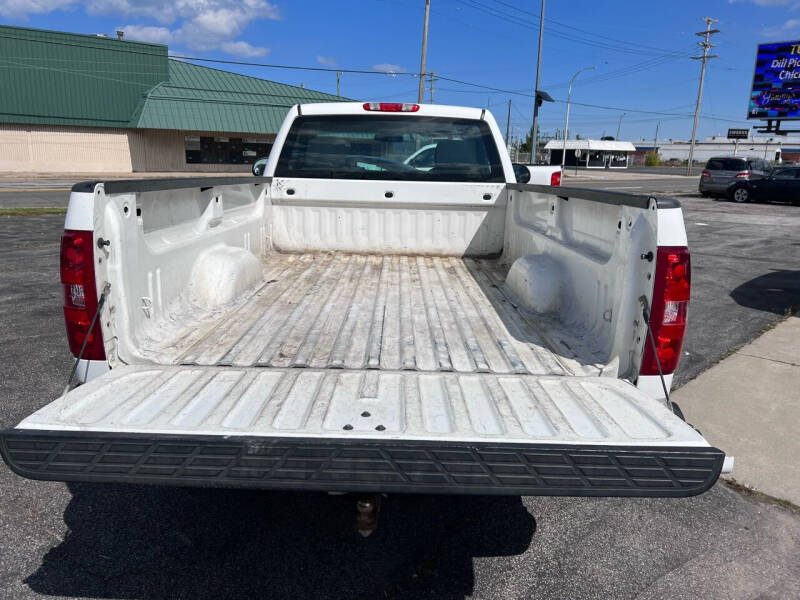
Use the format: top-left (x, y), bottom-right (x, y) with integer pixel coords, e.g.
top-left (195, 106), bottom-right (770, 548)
top-left (698, 156), bottom-right (771, 197)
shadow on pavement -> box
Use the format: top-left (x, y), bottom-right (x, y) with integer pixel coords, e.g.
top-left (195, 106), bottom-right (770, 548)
top-left (730, 270), bottom-right (800, 314)
top-left (25, 483), bottom-right (535, 599)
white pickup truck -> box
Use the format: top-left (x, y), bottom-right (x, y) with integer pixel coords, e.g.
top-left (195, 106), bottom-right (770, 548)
top-left (1, 102), bottom-right (728, 503)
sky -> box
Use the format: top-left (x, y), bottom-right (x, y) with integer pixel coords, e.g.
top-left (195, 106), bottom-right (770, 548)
top-left (0, 0), bottom-right (797, 142)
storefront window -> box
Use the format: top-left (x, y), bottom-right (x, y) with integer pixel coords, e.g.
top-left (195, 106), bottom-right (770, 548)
top-left (610, 152), bottom-right (628, 167)
top-left (587, 151), bottom-right (604, 167)
top-left (185, 135), bottom-right (272, 165)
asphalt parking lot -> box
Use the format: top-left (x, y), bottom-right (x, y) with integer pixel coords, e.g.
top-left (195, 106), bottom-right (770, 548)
top-left (1, 184), bottom-right (799, 599)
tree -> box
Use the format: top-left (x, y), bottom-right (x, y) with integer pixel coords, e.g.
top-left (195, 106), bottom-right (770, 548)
top-left (519, 130), bottom-right (533, 153)
top-left (645, 151), bottom-right (660, 166)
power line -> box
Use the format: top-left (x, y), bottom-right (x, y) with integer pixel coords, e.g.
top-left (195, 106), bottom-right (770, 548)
top-left (1, 26), bottom-right (746, 129)
top-left (484, 0), bottom-right (688, 56)
top-left (0, 31), bottom-right (419, 77)
top-left (455, 0), bottom-right (691, 57)
top-left (171, 54), bottom-right (416, 76)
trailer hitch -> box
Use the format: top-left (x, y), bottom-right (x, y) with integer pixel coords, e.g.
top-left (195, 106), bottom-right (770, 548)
top-left (356, 494), bottom-right (381, 537)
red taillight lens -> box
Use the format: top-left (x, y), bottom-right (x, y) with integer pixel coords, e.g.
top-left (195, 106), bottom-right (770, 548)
top-left (362, 102), bottom-right (420, 112)
top-left (640, 246), bottom-right (690, 376)
top-left (60, 230), bottom-right (105, 360)
top-left (550, 171), bottom-right (562, 186)
top-left (734, 171), bottom-right (750, 179)
top-left (701, 170), bottom-right (711, 179)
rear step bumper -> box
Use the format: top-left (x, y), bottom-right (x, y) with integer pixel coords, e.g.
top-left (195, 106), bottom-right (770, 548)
top-left (1, 429), bottom-right (724, 497)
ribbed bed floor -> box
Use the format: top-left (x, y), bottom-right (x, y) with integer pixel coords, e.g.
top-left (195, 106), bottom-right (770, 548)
top-left (143, 253), bottom-right (604, 376)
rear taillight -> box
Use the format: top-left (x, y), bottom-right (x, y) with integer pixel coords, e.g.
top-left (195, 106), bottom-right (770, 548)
top-left (734, 171), bottom-right (750, 179)
top-left (640, 246), bottom-right (690, 376)
top-left (60, 230), bottom-right (105, 360)
top-left (550, 171), bottom-right (562, 186)
top-left (362, 102), bottom-right (420, 112)
top-left (701, 170), bottom-right (711, 179)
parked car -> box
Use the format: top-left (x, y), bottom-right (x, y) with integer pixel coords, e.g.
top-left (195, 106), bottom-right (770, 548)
top-left (727, 166), bottom-right (800, 204)
top-left (1, 102), bottom-right (728, 521)
top-left (698, 156), bottom-right (771, 197)
top-left (403, 143), bottom-right (437, 171)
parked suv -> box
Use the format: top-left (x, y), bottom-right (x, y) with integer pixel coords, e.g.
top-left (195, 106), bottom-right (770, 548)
top-left (699, 156), bottom-right (771, 197)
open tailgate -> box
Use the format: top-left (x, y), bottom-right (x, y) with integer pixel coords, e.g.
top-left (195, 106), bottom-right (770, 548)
top-left (1, 366), bottom-right (723, 497)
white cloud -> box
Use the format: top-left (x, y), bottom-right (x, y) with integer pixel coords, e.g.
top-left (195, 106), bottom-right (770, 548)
top-left (317, 55), bottom-right (338, 67)
top-left (0, 0), bottom-right (75, 19)
top-left (761, 18), bottom-right (800, 35)
top-left (372, 63), bottom-right (407, 75)
top-left (120, 24), bottom-right (173, 44)
top-left (3, 0), bottom-right (280, 57)
top-left (87, 0), bottom-right (280, 26)
top-left (220, 40), bottom-right (269, 57)
top-left (730, 0), bottom-right (800, 8)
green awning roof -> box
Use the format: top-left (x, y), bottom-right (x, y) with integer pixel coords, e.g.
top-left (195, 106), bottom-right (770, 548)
top-left (129, 60), bottom-right (344, 134)
top-left (0, 24), bottom-right (344, 134)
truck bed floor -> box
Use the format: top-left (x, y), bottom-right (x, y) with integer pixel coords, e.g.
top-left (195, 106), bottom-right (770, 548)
top-left (142, 253), bottom-right (604, 376)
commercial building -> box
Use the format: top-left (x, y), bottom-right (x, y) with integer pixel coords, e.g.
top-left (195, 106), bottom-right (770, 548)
top-left (633, 136), bottom-right (800, 166)
top-left (544, 139), bottom-right (636, 169)
top-left (0, 25), bottom-right (341, 173)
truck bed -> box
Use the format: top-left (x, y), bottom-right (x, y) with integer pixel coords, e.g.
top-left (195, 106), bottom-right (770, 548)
top-left (1, 173), bottom-right (726, 498)
top-left (142, 252), bottom-right (605, 377)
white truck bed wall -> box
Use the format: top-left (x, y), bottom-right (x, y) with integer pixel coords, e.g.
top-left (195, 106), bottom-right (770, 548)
top-left (87, 178), bottom-right (658, 382)
top-left (503, 184), bottom-right (658, 379)
top-left (269, 179), bottom-right (507, 255)
top-left (92, 178), bottom-right (268, 366)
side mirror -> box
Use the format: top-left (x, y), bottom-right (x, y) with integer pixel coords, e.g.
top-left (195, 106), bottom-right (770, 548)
top-left (252, 158), bottom-right (267, 176)
top-left (512, 163), bottom-right (531, 184)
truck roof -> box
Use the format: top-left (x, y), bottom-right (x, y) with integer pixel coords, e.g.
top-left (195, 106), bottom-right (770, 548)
top-left (297, 101), bottom-right (488, 120)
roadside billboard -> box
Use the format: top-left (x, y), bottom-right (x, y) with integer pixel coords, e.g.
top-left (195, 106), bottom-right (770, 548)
top-left (748, 40), bottom-right (800, 120)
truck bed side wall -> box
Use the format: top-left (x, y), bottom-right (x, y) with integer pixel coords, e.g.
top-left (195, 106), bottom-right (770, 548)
top-left (90, 180), bottom-right (269, 367)
top-left (502, 186), bottom-right (658, 378)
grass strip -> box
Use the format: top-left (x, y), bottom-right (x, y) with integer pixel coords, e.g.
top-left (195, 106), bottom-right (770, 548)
top-left (723, 478), bottom-right (800, 515)
top-left (0, 207), bottom-right (67, 217)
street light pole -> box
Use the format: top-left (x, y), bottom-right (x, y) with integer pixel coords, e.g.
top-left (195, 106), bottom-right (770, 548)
top-left (505, 99), bottom-right (512, 146)
top-left (417, 0), bottom-right (431, 104)
top-left (561, 66), bottom-right (596, 171)
top-left (530, 0), bottom-right (545, 164)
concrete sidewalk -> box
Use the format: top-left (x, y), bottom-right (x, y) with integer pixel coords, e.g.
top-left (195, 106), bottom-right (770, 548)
top-left (675, 314), bottom-right (800, 506)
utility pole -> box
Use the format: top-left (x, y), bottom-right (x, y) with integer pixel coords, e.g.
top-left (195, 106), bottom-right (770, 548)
top-left (616, 113), bottom-right (626, 139)
top-left (687, 16), bottom-right (719, 176)
top-left (428, 72), bottom-right (437, 103)
top-left (653, 121), bottom-right (660, 149)
top-left (336, 71), bottom-right (342, 97)
top-left (505, 99), bottom-right (512, 146)
top-left (418, 0), bottom-right (431, 103)
top-left (530, 0), bottom-right (545, 164)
